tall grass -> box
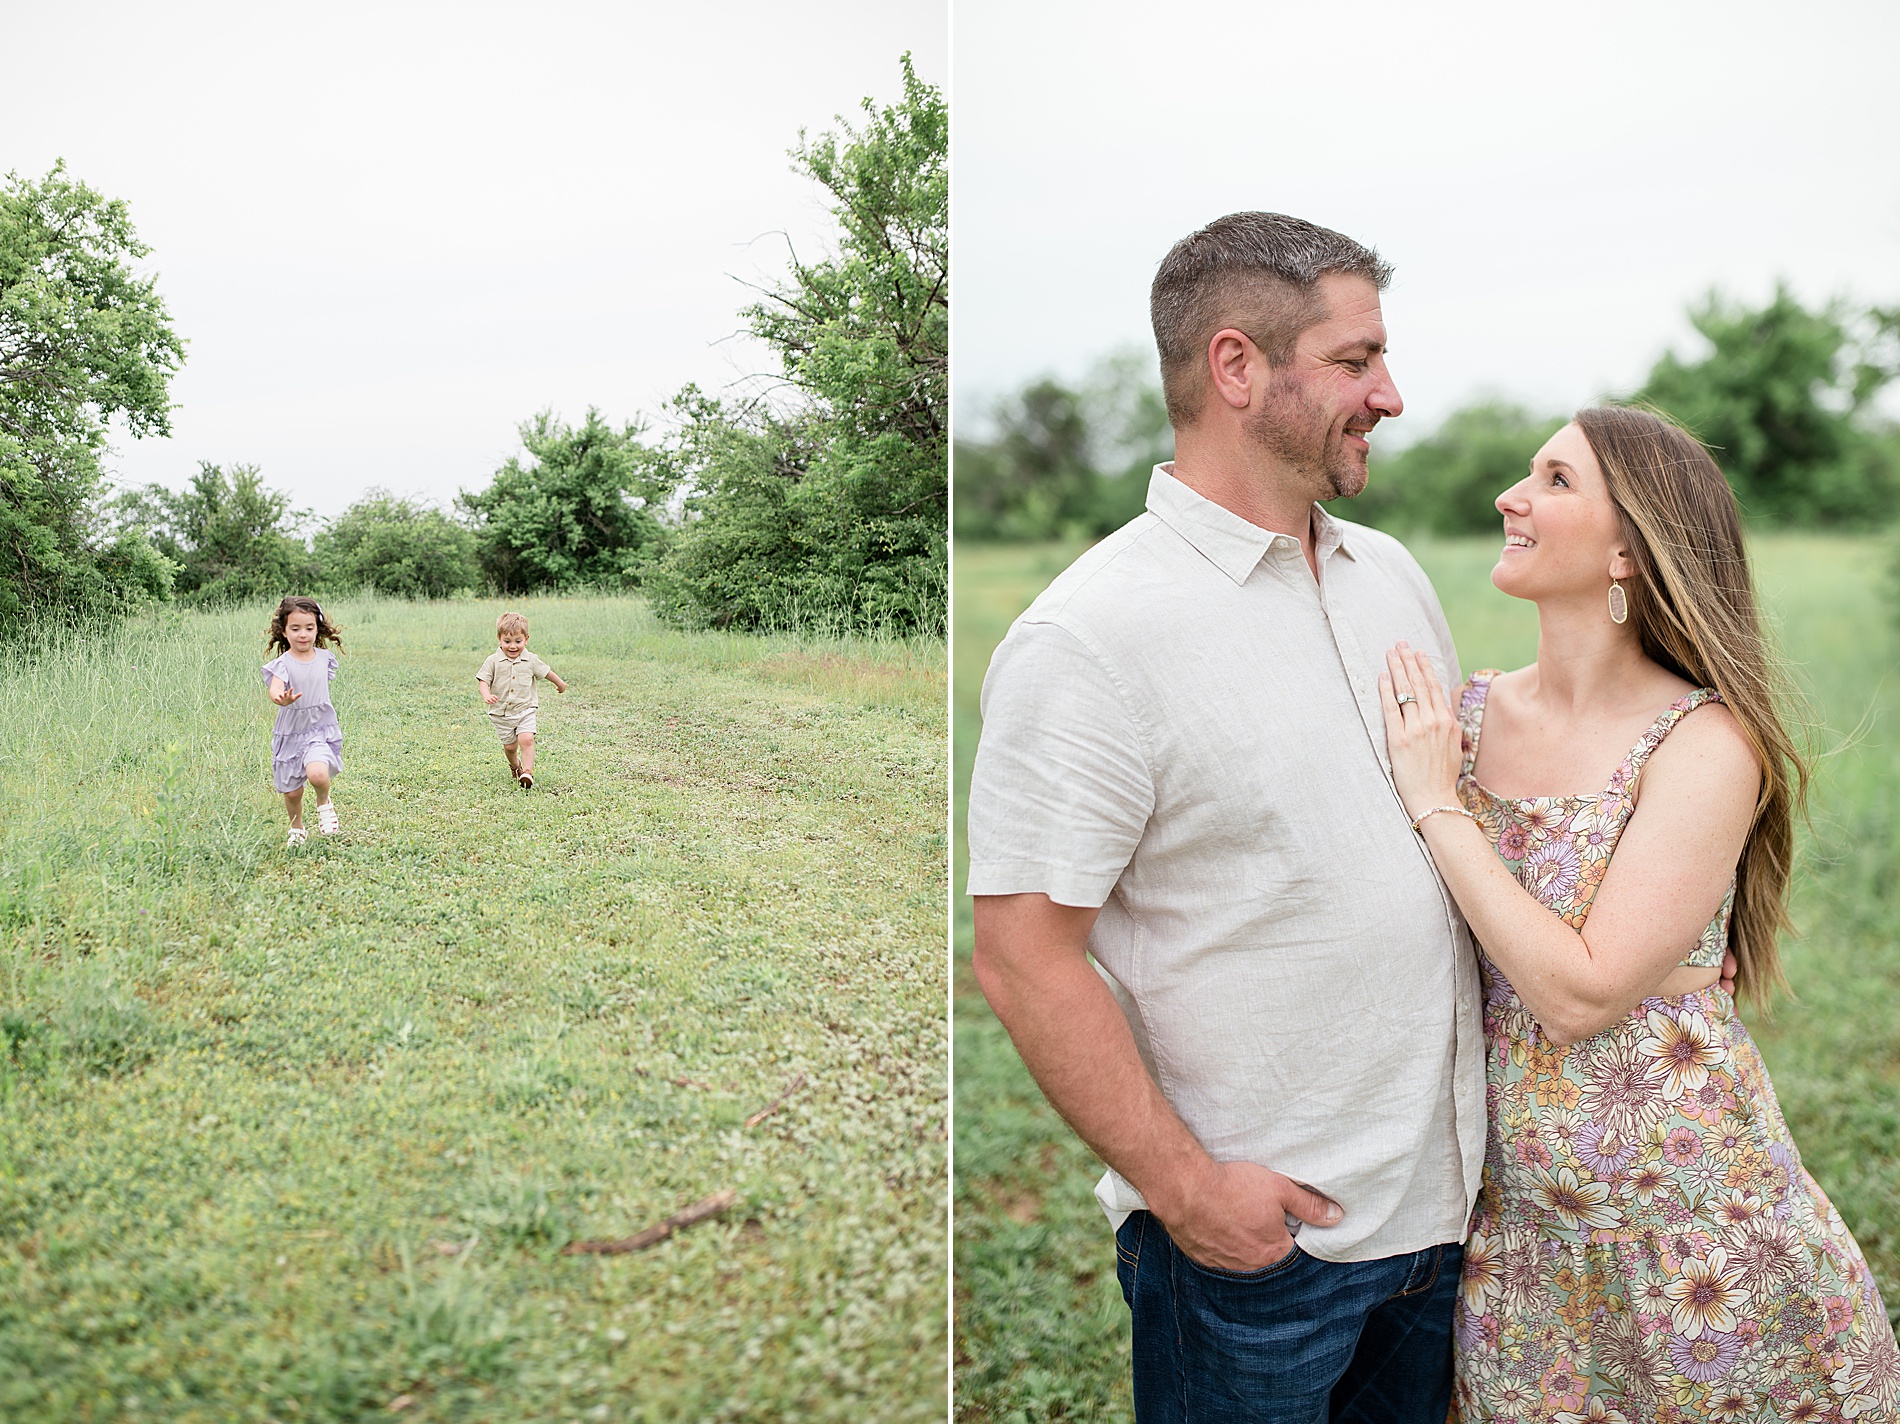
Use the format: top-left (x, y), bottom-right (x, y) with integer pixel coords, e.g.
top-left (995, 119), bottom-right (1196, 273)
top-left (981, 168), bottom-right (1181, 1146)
top-left (953, 534), bottom-right (1900, 1421)
top-left (0, 591), bottom-right (948, 1422)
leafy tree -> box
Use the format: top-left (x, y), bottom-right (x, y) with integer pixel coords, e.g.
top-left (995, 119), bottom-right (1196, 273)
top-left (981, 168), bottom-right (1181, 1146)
top-left (1637, 286), bottom-right (1900, 524)
top-left (649, 55), bottom-right (947, 633)
top-left (458, 408), bottom-right (667, 593)
top-left (954, 380), bottom-right (1096, 540)
top-left (954, 353), bottom-right (1172, 541)
top-left (314, 491), bottom-right (481, 598)
top-left (1346, 401), bottom-right (1566, 536)
top-left (116, 462), bottom-right (317, 606)
top-left (0, 163), bottom-right (185, 625)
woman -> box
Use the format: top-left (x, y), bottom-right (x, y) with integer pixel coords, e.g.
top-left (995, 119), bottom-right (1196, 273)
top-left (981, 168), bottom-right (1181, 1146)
top-left (1380, 405), bottom-right (1898, 1421)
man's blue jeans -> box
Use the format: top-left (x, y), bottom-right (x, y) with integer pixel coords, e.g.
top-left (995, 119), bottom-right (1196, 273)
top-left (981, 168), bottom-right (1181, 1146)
top-left (1115, 1210), bottom-right (1462, 1423)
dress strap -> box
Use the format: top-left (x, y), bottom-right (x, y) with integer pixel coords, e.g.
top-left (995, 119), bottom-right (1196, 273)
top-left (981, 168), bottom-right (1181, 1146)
top-left (1605, 688), bottom-right (1725, 801)
top-left (1457, 670), bottom-right (1502, 779)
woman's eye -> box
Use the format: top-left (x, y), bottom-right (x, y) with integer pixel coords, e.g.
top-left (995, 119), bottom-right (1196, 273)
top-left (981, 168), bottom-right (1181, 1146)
top-left (1552, 473), bottom-right (1569, 488)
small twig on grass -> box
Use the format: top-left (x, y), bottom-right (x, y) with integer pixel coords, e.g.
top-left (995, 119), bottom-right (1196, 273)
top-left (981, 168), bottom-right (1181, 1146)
top-left (744, 1073), bottom-right (808, 1129)
top-left (561, 1190), bottom-right (738, 1256)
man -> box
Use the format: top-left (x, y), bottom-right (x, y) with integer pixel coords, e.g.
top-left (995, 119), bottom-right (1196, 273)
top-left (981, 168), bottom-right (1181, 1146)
top-left (966, 213), bottom-right (1480, 1421)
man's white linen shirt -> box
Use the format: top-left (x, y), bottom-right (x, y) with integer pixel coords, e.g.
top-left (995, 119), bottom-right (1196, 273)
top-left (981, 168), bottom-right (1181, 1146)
top-left (966, 465), bottom-right (1485, 1264)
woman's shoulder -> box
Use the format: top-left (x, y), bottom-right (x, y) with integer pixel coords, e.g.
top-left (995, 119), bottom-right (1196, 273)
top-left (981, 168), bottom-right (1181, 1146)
top-left (1633, 691), bottom-right (1758, 806)
top-left (1649, 689), bottom-right (1750, 758)
top-left (1458, 665), bottom-right (1525, 709)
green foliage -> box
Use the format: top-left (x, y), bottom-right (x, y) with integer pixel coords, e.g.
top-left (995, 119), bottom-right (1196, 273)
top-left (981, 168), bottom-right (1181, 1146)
top-left (0, 163), bottom-right (185, 626)
top-left (955, 380), bottom-right (1094, 540)
top-left (1348, 401), bottom-right (1567, 536)
top-left (644, 390), bottom-right (945, 634)
top-left (315, 489), bottom-right (481, 598)
top-left (116, 461), bottom-right (318, 606)
top-left (649, 56), bottom-right (947, 635)
top-left (1638, 287), bottom-right (1900, 525)
top-left (457, 409), bottom-right (666, 594)
top-left (954, 353), bottom-right (1171, 541)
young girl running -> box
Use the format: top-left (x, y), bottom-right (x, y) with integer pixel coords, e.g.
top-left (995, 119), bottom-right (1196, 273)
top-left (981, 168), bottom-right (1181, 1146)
top-left (262, 596), bottom-right (346, 846)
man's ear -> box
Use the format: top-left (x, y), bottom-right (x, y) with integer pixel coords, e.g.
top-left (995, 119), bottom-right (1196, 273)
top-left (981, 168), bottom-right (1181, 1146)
top-left (1206, 328), bottom-right (1262, 412)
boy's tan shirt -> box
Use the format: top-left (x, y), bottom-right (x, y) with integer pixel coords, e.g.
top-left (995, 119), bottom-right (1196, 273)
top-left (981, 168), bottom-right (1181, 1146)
top-left (477, 650), bottom-right (552, 715)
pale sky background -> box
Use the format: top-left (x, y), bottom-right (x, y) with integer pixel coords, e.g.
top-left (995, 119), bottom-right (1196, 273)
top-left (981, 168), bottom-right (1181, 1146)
top-left (953, 0), bottom-right (1900, 448)
top-left (2, 0), bottom-right (944, 520)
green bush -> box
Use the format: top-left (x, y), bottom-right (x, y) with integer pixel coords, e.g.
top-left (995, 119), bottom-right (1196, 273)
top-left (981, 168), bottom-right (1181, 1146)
top-left (644, 393), bottom-right (945, 634)
top-left (953, 353), bottom-right (1171, 542)
top-left (116, 461), bottom-right (318, 607)
top-left (457, 409), bottom-right (667, 593)
top-left (314, 490), bottom-right (480, 598)
top-left (1638, 287), bottom-right (1900, 525)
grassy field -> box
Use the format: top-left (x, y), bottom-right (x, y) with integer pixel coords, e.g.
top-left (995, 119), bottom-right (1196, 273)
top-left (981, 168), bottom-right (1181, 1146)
top-left (953, 534), bottom-right (1900, 1422)
top-left (0, 593), bottom-right (947, 1423)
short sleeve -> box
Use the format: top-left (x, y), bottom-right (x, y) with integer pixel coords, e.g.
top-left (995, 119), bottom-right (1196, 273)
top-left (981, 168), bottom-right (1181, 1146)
top-left (261, 655), bottom-right (286, 688)
top-left (966, 620), bottom-right (1156, 908)
top-left (476, 652), bottom-right (497, 682)
top-left (326, 650), bottom-right (339, 682)
top-left (530, 653), bottom-right (552, 678)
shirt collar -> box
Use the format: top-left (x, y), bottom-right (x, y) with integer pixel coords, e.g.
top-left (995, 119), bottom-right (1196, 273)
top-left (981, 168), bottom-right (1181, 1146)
top-left (1144, 464), bottom-right (1356, 585)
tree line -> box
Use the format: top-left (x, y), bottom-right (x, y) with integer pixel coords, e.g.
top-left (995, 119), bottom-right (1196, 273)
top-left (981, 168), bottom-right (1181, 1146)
top-left (956, 288), bottom-right (1900, 541)
top-left (0, 57), bottom-right (945, 637)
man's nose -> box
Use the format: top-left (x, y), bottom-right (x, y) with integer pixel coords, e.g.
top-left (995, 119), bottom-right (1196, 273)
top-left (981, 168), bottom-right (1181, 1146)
top-left (1369, 361), bottom-right (1402, 419)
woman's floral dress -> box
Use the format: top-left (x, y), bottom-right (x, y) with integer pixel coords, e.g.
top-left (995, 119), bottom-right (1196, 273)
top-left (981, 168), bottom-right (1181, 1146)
top-left (1451, 672), bottom-right (1899, 1424)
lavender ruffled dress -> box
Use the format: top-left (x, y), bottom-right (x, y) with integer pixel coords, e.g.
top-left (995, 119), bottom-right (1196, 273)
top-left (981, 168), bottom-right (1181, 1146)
top-left (261, 651), bottom-right (344, 793)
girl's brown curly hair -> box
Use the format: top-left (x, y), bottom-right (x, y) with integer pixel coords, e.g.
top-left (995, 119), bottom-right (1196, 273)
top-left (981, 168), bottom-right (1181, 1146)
top-left (266, 596), bottom-right (345, 655)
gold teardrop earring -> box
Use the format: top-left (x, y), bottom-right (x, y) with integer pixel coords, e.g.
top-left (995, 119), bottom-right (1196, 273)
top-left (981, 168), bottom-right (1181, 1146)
top-left (1608, 577), bottom-right (1628, 625)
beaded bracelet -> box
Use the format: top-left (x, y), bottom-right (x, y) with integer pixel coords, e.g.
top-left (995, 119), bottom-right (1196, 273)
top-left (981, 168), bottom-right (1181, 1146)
top-left (1410, 804), bottom-right (1476, 834)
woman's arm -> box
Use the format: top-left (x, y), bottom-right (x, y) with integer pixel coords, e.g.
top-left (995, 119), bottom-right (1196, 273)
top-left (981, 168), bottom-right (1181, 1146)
top-left (268, 675), bottom-right (300, 707)
top-left (1382, 645), bottom-right (1757, 1045)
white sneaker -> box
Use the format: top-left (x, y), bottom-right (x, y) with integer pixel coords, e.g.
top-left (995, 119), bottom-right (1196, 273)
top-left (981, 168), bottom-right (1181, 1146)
top-left (287, 826), bottom-right (308, 847)
top-left (316, 803), bottom-right (340, 835)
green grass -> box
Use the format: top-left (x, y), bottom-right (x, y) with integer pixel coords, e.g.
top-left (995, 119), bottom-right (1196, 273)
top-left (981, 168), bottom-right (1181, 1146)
top-left (952, 534), bottom-right (1900, 1422)
top-left (0, 592), bottom-right (948, 1422)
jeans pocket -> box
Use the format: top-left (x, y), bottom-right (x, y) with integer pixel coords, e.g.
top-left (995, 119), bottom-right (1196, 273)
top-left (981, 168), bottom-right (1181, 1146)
top-left (1116, 1210), bottom-right (1149, 1308)
top-left (1176, 1238), bottom-right (1305, 1283)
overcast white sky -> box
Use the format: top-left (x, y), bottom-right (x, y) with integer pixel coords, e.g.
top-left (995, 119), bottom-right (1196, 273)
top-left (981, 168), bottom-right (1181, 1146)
top-left (953, 0), bottom-right (1900, 446)
top-left (3, 0), bottom-right (944, 520)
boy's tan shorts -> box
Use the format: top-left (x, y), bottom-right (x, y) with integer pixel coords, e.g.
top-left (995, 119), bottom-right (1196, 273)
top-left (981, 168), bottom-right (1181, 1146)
top-left (489, 707), bottom-right (537, 746)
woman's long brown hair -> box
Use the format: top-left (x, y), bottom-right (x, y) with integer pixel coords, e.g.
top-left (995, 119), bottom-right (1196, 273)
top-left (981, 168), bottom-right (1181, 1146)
top-left (1574, 405), bottom-right (1808, 1012)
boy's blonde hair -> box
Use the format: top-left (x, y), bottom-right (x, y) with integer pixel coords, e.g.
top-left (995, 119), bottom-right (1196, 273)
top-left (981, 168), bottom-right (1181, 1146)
top-left (496, 611), bottom-right (529, 638)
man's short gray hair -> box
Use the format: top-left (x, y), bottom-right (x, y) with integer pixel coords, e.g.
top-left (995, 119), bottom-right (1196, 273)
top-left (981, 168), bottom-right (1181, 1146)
top-left (1151, 213), bottom-right (1393, 426)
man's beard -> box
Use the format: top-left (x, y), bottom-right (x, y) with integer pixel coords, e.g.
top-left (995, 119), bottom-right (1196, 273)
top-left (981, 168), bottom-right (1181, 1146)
top-left (1244, 373), bottom-right (1369, 501)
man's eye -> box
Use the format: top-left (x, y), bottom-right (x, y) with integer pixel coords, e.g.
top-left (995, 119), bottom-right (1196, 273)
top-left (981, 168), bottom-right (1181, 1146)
top-left (1340, 359), bottom-right (1369, 372)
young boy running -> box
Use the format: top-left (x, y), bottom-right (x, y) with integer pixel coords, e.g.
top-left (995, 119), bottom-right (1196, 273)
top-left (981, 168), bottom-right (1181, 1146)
top-left (476, 611), bottom-right (567, 788)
